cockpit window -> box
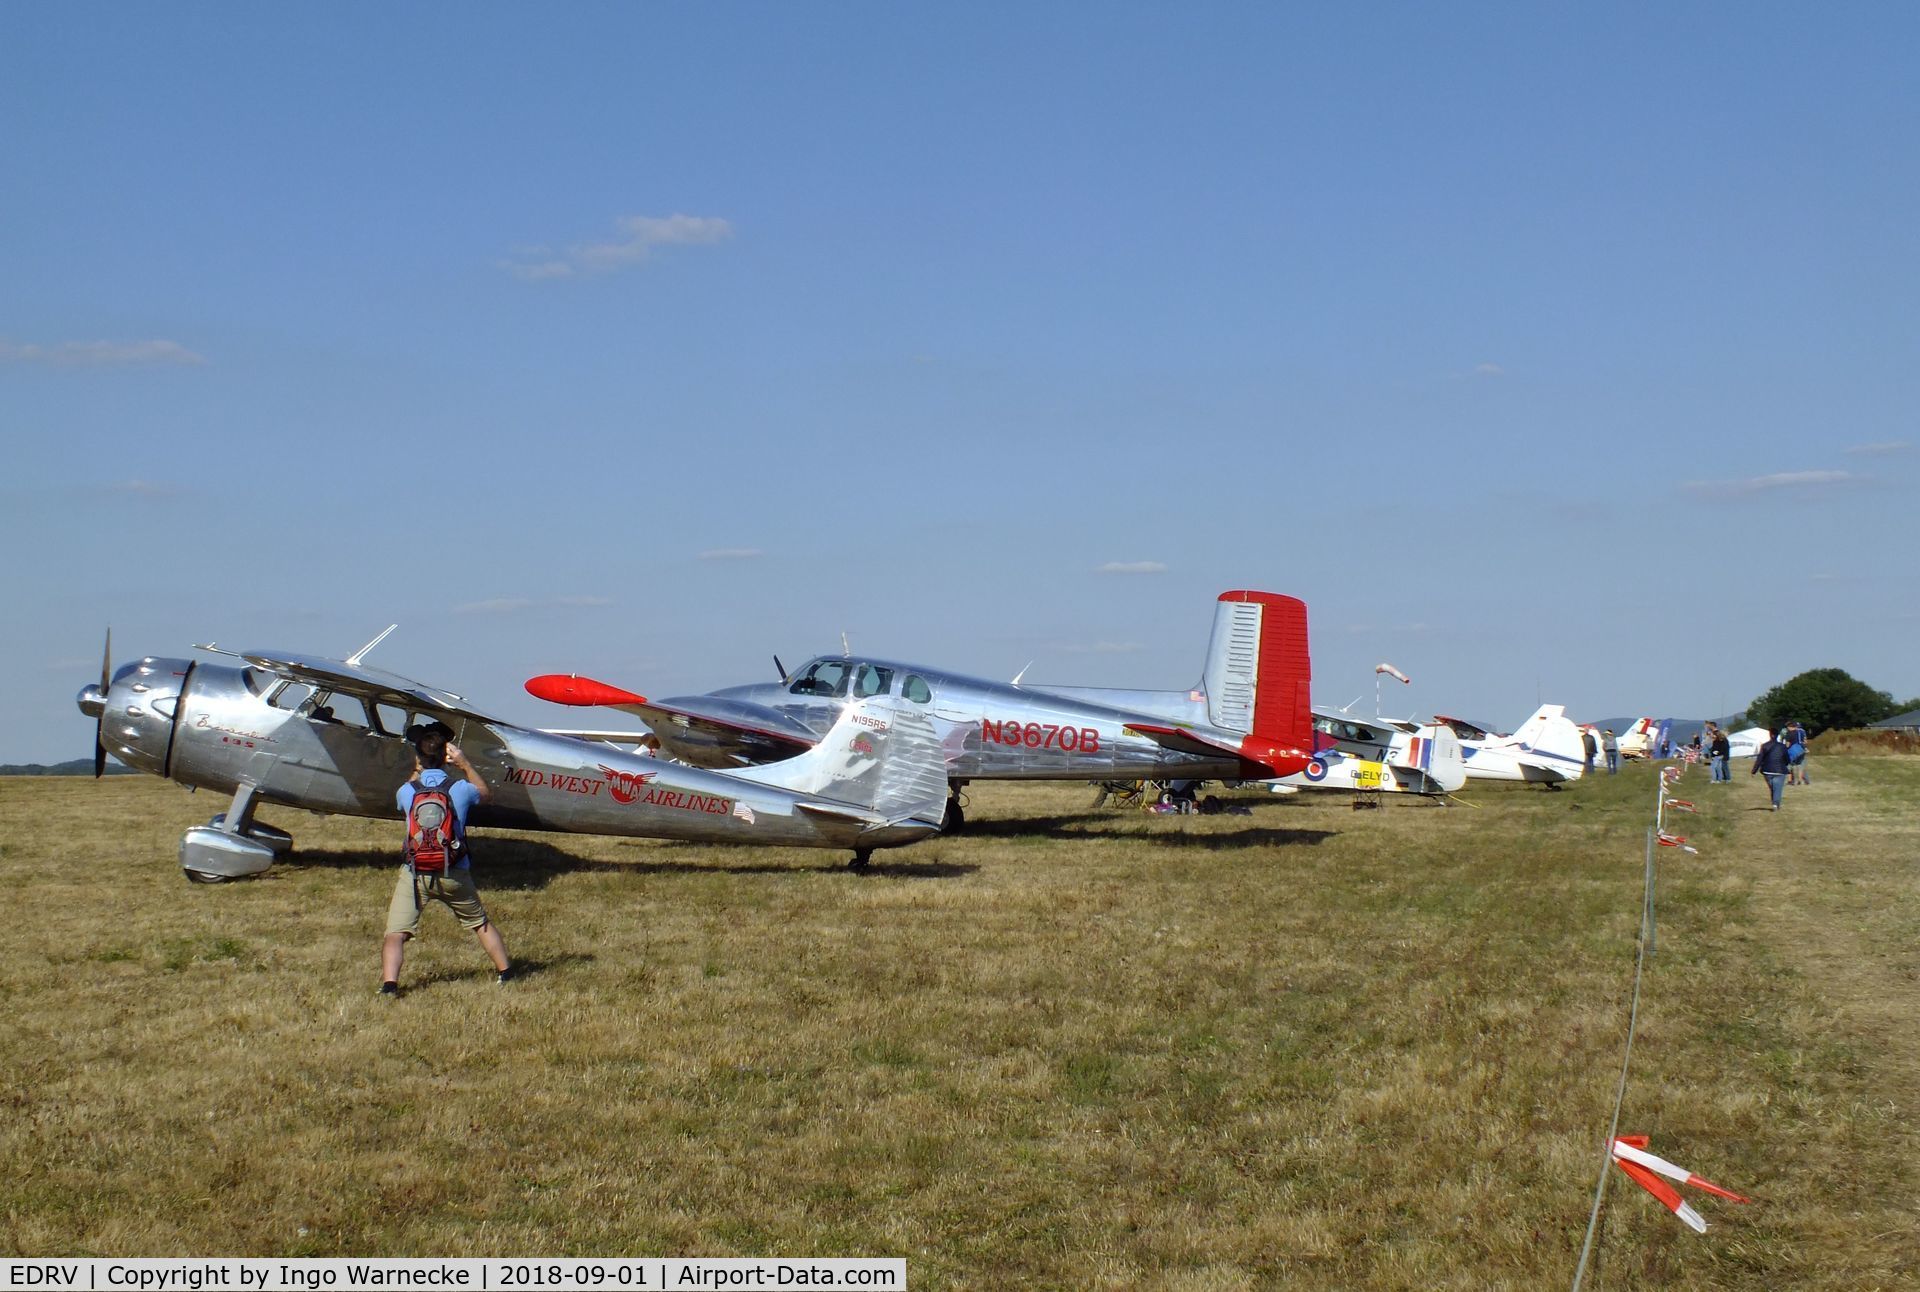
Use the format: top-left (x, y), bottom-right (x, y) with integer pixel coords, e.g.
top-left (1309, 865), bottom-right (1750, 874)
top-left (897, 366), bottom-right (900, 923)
top-left (1314, 716), bottom-right (1379, 743)
top-left (267, 681), bottom-right (316, 711)
top-left (789, 660), bottom-right (852, 697)
top-left (853, 664), bottom-right (894, 697)
top-left (311, 693), bottom-right (371, 729)
top-left (903, 674), bottom-right (932, 704)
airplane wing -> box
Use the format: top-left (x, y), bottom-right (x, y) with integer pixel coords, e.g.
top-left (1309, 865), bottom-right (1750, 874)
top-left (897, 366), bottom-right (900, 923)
top-left (526, 673), bottom-right (818, 767)
top-left (207, 646), bottom-right (499, 725)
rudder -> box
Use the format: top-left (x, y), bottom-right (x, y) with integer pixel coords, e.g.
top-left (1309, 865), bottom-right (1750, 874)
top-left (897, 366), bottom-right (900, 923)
top-left (1201, 590), bottom-right (1312, 760)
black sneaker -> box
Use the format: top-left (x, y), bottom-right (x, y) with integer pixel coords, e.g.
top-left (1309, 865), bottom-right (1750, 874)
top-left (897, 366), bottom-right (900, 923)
top-left (378, 981), bottom-right (400, 998)
top-left (495, 967), bottom-right (515, 985)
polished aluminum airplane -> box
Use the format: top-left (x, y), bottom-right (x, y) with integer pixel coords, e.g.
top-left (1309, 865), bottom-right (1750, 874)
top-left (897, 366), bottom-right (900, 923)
top-left (528, 590), bottom-right (1314, 826)
top-left (76, 628), bottom-right (949, 882)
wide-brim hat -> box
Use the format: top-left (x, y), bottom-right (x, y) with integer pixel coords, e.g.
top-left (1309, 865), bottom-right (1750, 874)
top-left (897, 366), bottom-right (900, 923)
top-left (405, 719), bottom-right (457, 746)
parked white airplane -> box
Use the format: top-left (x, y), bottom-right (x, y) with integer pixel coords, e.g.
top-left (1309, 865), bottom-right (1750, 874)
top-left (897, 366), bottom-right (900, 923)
top-left (1616, 717), bottom-right (1674, 760)
top-left (1266, 711), bottom-right (1466, 796)
top-left (1433, 705), bottom-right (1588, 784)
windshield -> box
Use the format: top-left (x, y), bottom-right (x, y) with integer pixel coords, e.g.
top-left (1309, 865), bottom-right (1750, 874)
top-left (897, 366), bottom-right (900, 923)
top-left (789, 660), bottom-right (852, 697)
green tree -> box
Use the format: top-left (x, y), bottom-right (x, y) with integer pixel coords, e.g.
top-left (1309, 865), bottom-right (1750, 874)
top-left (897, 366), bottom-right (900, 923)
top-left (1746, 669), bottom-right (1895, 738)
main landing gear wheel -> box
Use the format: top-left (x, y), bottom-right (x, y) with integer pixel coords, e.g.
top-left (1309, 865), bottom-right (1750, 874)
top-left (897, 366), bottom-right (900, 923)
top-left (184, 869), bottom-right (232, 885)
top-left (849, 849), bottom-right (873, 872)
top-left (944, 796), bottom-right (966, 834)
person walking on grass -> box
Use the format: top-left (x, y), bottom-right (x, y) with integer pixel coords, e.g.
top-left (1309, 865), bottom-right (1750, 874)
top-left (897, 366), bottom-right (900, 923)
top-left (380, 722), bottom-right (511, 996)
top-left (1603, 728), bottom-right (1619, 774)
top-left (1582, 726), bottom-right (1597, 776)
top-left (1751, 728), bottom-right (1791, 812)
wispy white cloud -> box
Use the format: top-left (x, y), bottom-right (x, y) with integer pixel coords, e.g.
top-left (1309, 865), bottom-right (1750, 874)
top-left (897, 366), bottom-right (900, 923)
top-left (1844, 440), bottom-right (1909, 456)
top-left (1097, 560), bottom-right (1167, 575)
top-left (456, 595), bottom-right (613, 615)
top-left (501, 214), bottom-right (734, 280)
top-left (0, 338), bottom-right (205, 366)
top-left (1685, 469), bottom-right (1859, 498)
top-left (1051, 641), bottom-right (1147, 655)
top-left (108, 479), bottom-right (183, 498)
top-left (698, 547), bottom-right (763, 561)
top-left (1473, 361), bottom-right (1505, 377)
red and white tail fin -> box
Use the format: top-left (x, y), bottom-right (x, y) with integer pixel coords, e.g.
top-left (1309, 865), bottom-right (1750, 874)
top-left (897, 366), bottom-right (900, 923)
top-left (1200, 591), bottom-right (1312, 774)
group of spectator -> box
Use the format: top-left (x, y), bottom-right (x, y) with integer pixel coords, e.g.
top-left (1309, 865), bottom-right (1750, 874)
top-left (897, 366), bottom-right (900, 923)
top-left (1598, 718), bottom-right (1812, 813)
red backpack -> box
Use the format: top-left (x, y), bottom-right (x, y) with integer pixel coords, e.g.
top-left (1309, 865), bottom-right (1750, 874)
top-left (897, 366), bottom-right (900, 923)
top-left (403, 779), bottom-right (465, 875)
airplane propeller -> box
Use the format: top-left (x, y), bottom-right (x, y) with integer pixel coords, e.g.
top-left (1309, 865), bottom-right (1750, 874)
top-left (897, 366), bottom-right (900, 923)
top-left (94, 628), bottom-right (111, 778)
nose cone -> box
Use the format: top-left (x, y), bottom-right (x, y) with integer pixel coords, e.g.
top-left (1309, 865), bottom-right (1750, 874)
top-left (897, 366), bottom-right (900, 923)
top-left (77, 683), bottom-right (107, 719)
top-left (99, 656), bottom-right (192, 776)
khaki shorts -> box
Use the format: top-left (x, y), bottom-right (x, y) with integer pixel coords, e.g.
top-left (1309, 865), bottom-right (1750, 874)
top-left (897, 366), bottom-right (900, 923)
top-left (386, 865), bottom-right (491, 936)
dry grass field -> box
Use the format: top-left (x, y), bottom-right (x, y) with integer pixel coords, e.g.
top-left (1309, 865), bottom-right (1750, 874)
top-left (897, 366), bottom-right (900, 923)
top-left (2, 759), bottom-right (1915, 1288)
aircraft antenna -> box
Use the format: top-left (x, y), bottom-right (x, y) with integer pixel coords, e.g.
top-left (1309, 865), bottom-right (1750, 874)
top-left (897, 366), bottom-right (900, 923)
top-left (347, 624), bottom-right (399, 667)
top-left (1011, 661), bottom-right (1032, 687)
top-left (774, 654), bottom-right (788, 683)
top-left (841, 632), bottom-right (851, 659)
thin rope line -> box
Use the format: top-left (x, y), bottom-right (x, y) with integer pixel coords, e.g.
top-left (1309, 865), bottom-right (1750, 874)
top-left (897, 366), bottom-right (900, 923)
top-left (1571, 826), bottom-right (1657, 1292)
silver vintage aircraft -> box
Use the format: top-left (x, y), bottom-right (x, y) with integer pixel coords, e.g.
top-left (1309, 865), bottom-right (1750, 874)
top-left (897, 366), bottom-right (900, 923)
top-left (76, 629), bottom-right (949, 881)
top-left (526, 590), bottom-right (1314, 826)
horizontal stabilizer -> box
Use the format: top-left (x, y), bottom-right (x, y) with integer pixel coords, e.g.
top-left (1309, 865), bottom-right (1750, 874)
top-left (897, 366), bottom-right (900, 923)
top-left (734, 697), bottom-right (948, 828)
top-left (795, 802), bottom-right (888, 827)
top-left (1125, 722), bottom-right (1310, 779)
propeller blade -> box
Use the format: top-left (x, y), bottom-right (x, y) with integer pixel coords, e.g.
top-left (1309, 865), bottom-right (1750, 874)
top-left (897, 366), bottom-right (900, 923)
top-left (773, 654), bottom-right (788, 683)
top-left (94, 627), bottom-right (111, 778)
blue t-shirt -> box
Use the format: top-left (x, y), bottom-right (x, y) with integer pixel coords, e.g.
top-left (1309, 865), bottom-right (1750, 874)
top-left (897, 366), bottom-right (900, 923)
top-left (397, 768), bottom-right (481, 868)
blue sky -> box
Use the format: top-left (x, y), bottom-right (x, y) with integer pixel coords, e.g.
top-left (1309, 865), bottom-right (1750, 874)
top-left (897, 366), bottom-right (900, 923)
top-left (4, 4), bottom-right (1916, 760)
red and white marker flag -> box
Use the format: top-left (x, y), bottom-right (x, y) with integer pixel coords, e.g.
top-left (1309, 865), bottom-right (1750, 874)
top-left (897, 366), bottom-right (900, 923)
top-left (1656, 831), bottom-right (1698, 854)
top-left (1611, 1136), bottom-right (1750, 1233)
top-left (1665, 800), bottom-right (1697, 814)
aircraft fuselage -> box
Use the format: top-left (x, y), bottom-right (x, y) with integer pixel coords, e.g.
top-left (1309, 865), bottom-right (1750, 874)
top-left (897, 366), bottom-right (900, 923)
top-left (709, 659), bottom-right (1253, 782)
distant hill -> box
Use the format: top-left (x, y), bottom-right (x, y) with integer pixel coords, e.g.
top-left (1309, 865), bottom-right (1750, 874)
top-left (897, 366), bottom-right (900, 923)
top-left (0, 759), bottom-right (137, 777)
